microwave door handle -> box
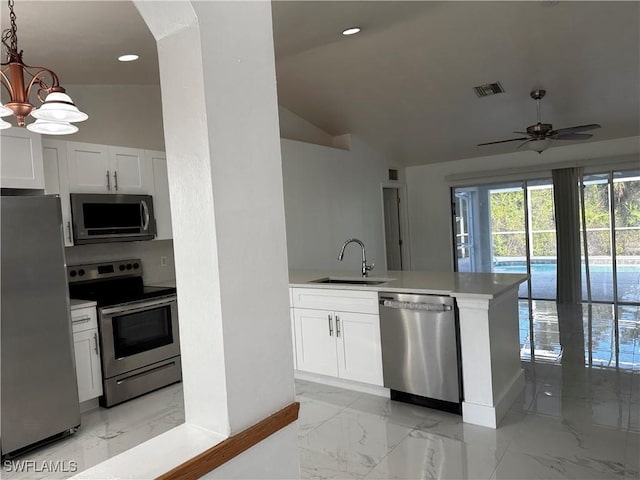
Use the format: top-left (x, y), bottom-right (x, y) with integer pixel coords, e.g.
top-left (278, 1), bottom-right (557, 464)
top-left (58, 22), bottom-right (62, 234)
top-left (141, 200), bottom-right (150, 231)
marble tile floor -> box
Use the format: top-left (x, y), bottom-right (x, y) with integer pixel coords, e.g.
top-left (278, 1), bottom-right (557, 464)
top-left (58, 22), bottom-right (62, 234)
top-left (297, 365), bottom-right (639, 480)
top-left (4, 301), bottom-right (639, 480)
top-left (1, 383), bottom-right (184, 480)
top-left (4, 365), bottom-right (638, 480)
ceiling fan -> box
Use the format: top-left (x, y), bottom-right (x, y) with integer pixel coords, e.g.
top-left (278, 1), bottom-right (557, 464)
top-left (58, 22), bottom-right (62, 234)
top-left (478, 89), bottom-right (601, 153)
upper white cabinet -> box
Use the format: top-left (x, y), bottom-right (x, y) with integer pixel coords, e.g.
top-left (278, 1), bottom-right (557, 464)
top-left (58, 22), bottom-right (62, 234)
top-left (42, 140), bottom-right (74, 246)
top-left (0, 127), bottom-right (44, 189)
top-left (66, 142), bottom-right (152, 194)
top-left (147, 150), bottom-right (172, 240)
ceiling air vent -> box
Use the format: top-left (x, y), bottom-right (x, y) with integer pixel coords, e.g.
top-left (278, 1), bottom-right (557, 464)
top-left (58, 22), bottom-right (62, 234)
top-left (473, 82), bottom-right (505, 98)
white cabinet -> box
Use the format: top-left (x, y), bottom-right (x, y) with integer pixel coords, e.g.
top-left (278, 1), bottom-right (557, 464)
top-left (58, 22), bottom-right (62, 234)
top-left (335, 311), bottom-right (383, 385)
top-left (147, 150), bottom-right (172, 240)
top-left (71, 306), bottom-right (103, 403)
top-left (294, 308), bottom-right (338, 377)
top-left (0, 127), bottom-right (44, 189)
top-left (66, 142), bottom-right (152, 194)
top-left (291, 288), bottom-right (383, 386)
top-left (42, 140), bottom-right (73, 246)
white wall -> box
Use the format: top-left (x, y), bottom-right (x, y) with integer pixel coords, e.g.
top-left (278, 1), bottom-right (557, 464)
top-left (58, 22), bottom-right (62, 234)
top-left (61, 84), bottom-right (165, 151)
top-left (406, 136), bottom-right (640, 272)
top-left (65, 239), bottom-right (175, 284)
top-left (281, 135), bottom-right (391, 272)
top-left (58, 85), bottom-right (343, 152)
top-left (278, 106), bottom-right (336, 148)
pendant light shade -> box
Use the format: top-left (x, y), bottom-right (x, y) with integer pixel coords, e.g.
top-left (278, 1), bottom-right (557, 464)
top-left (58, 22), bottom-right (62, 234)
top-left (1, 0), bottom-right (87, 135)
top-left (27, 119), bottom-right (78, 135)
top-left (0, 117), bottom-right (11, 129)
top-left (0, 104), bottom-right (12, 117)
top-left (30, 92), bottom-right (88, 123)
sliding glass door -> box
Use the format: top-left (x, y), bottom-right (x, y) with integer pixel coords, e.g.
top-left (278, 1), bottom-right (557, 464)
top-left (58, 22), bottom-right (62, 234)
top-left (453, 179), bottom-right (557, 300)
top-left (452, 168), bottom-right (639, 367)
top-left (453, 169), bottom-right (639, 305)
top-left (580, 169), bottom-right (640, 304)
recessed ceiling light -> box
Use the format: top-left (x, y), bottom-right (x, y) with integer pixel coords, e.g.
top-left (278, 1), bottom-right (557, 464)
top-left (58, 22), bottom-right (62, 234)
top-left (118, 54), bottom-right (139, 62)
top-left (342, 27), bottom-right (361, 36)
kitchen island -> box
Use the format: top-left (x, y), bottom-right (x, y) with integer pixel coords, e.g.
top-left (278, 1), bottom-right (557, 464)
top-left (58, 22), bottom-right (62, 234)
top-left (289, 270), bottom-right (528, 429)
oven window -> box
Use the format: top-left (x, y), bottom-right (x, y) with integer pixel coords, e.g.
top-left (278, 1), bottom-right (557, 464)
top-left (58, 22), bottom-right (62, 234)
top-left (112, 305), bottom-right (173, 358)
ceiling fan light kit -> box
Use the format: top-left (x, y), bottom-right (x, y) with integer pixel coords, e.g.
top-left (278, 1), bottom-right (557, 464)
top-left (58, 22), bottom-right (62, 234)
top-left (478, 88), bottom-right (601, 153)
top-left (0, 0), bottom-right (87, 134)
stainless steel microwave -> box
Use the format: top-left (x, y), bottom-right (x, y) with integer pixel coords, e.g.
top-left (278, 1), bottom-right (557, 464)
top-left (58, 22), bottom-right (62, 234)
top-left (70, 193), bottom-right (156, 244)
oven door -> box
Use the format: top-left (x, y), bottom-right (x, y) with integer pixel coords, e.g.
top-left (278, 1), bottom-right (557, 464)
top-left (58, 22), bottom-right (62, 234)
top-left (99, 296), bottom-right (179, 378)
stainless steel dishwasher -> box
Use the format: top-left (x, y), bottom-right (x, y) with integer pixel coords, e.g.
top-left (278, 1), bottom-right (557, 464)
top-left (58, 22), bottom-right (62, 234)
top-left (378, 292), bottom-right (462, 413)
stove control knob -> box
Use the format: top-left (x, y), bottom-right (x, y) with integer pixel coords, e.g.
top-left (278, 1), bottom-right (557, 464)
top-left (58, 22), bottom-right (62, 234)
top-left (133, 262), bottom-right (140, 269)
top-left (126, 264), bottom-right (132, 270)
top-left (119, 265), bottom-right (126, 271)
top-left (78, 269), bottom-right (85, 276)
top-left (69, 270), bottom-right (77, 277)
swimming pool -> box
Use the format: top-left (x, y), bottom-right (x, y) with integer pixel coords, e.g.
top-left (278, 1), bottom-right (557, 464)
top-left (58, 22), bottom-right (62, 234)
top-left (494, 264), bottom-right (640, 274)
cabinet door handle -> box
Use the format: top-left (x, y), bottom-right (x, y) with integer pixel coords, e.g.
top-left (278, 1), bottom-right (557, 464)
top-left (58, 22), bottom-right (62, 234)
top-left (113, 170), bottom-right (118, 191)
top-left (328, 314), bottom-right (333, 337)
top-left (106, 170), bottom-right (111, 191)
top-left (93, 332), bottom-right (99, 355)
top-left (66, 221), bottom-right (73, 243)
top-left (336, 315), bottom-right (341, 338)
top-left (72, 316), bottom-right (91, 325)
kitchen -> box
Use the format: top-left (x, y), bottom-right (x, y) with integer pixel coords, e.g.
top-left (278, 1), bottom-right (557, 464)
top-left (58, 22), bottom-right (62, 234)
top-left (1, 1), bottom-right (639, 479)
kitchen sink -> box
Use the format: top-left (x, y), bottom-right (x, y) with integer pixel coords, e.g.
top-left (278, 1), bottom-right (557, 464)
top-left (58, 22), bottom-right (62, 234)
top-left (309, 277), bottom-right (391, 285)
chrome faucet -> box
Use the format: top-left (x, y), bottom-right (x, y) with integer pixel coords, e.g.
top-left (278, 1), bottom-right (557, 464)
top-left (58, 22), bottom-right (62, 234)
top-left (338, 238), bottom-right (374, 277)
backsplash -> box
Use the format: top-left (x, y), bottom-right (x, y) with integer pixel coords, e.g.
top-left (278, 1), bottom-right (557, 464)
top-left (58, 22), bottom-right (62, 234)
top-left (65, 239), bottom-right (176, 285)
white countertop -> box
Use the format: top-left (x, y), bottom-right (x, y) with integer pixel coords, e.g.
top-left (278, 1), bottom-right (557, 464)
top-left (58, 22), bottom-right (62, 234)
top-left (69, 298), bottom-right (97, 310)
top-left (289, 270), bottom-right (528, 300)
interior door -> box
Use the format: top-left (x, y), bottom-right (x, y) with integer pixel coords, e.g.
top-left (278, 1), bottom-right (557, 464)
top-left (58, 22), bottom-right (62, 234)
top-left (383, 187), bottom-right (403, 270)
top-left (294, 308), bottom-right (338, 377)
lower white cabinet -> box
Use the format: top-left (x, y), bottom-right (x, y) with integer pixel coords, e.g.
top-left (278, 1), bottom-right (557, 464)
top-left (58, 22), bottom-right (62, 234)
top-left (293, 305), bottom-right (383, 386)
top-left (71, 306), bottom-right (103, 403)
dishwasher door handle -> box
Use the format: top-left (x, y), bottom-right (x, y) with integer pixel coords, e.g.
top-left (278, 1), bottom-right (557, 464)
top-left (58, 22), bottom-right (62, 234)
top-left (380, 298), bottom-right (452, 312)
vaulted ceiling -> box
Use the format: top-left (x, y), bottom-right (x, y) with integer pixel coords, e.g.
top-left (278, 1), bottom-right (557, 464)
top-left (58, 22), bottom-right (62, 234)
top-left (3, 1), bottom-right (638, 165)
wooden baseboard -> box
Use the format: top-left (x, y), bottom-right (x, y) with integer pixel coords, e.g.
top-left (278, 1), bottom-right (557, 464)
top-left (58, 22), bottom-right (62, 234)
top-left (156, 402), bottom-right (300, 480)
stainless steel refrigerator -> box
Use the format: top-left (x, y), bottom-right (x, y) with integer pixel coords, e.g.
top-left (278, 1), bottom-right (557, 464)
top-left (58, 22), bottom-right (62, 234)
top-left (1, 195), bottom-right (80, 458)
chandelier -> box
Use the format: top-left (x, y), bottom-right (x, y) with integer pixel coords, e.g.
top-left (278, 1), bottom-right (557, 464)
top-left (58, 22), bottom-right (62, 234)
top-left (1, 0), bottom-right (87, 134)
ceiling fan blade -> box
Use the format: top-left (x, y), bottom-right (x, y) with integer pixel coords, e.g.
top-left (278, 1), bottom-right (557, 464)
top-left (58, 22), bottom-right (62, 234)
top-left (477, 137), bottom-right (529, 146)
top-left (516, 139), bottom-right (531, 149)
top-left (551, 133), bottom-right (593, 140)
top-left (513, 131), bottom-right (529, 135)
top-left (552, 124), bottom-right (601, 135)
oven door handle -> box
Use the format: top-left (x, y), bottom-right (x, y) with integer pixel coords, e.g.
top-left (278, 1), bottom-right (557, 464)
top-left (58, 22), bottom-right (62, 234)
top-left (101, 296), bottom-right (175, 315)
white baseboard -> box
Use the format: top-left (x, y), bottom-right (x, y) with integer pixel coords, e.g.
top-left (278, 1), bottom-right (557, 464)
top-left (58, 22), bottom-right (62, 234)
top-left (294, 371), bottom-right (390, 398)
top-left (461, 368), bottom-right (524, 429)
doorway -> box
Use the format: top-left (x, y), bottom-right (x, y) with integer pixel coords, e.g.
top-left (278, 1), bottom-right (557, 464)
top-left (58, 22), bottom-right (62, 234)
top-left (382, 185), bottom-right (409, 271)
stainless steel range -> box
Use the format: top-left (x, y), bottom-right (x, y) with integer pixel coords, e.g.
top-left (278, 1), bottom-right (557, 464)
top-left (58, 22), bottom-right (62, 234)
top-left (68, 259), bottom-right (181, 407)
